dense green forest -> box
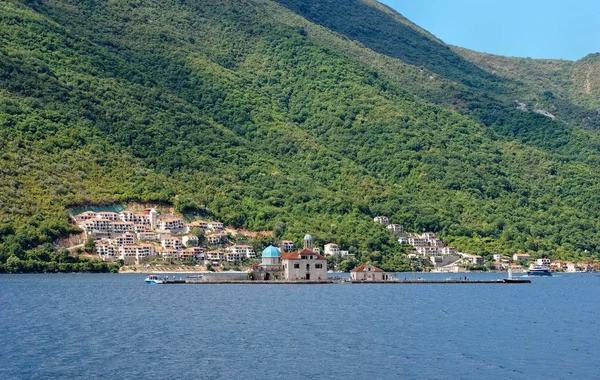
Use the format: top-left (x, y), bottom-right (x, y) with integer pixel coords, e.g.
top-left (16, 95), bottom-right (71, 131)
top-left (1, 0), bottom-right (600, 272)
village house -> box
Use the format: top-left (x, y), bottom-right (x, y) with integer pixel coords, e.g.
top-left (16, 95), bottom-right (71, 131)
top-left (386, 224), bottom-right (404, 234)
top-left (161, 249), bottom-right (181, 260)
top-left (280, 240), bottom-right (294, 252)
top-left (207, 221), bottom-right (224, 232)
top-left (227, 245), bottom-right (256, 259)
top-left (110, 221), bottom-right (134, 235)
top-left (161, 237), bottom-right (183, 251)
top-left (416, 246), bottom-right (439, 256)
top-left (95, 244), bottom-right (116, 259)
top-left (373, 216), bottom-right (389, 225)
top-left (206, 250), bottom-right (225, 263)
top-left (157, 217), bottom-right (186, 233)
top-left (398, 237), bottom-right (409, 244)
top-left (566, 262), bottom-right (579, 272)
top-left (207, 233), bottom-right (223, 245)
top-left (187, 220), bottom-right (209, 231)
top-left (350, 264), bottom-right (391, 281)
top-left (96, 211), bottom-right (119, 221)
top-left (440, 246), bottom-right (457, 255)
top-left (119, 244), bottom-right (155, 265)
top-left (468, 255), bottom-right (484, 265)
top-left (408, 237), bottom-right (429, 247)
top-left (82, 218), bottom-right (111, 237)
top-left (537, 258), bottom-right (551, 266)
top-left (224, 251), bottom-right (243, 262)
top-left (74, 211), bottom-right (98, 223)
top-left (113, 232), bottom-right (135, 246)
top-left (513, 253), bottom-right (531, 262)
top-left (324, 243), bottom-right (340, 256)
top-left (340, 250), bottom-right (354, 258)
top-left (181, 247), bottom-right (204, 260)
top-left (551, 260), bottom-right (567, 271)
top-left (133, 224), bottom-right (149, 233)
top-left (312, 247), bottom-right (321, 255)
top-left (119, 211), bottom-right (150, 225)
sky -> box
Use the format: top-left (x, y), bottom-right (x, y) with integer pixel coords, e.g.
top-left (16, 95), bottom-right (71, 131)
top-left (379, 0), bottom-right (600, 61)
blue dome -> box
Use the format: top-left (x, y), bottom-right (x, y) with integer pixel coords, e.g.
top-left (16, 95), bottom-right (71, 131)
top-left (262, 246), bottom-right (281, 258)
top-left (304, 234), bottom-right (312, 241)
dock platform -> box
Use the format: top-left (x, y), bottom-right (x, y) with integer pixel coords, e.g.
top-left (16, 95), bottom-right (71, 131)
top-left (156, 278), bottom-right (531, 285)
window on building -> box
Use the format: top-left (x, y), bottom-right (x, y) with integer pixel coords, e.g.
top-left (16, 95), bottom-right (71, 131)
top-left (306, 264), bottom-right (310, 270)
top-left (315, 264), bottom-right (322, 269)
top-left (294, 263), bottom-right (300, 269)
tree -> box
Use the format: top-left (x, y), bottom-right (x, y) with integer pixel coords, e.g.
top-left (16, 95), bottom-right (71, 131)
top-left (5, 256), bottom-right (23, 273)
top-left (84, 236), bottom-right (96, 254)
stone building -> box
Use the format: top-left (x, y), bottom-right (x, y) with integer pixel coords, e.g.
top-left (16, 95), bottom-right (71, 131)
top-left (280, 235), bottom-right (327, 281)
top-left (251, 235), bottom-right (327, 281)
top-left (350, 265), bottom-right (390, 281)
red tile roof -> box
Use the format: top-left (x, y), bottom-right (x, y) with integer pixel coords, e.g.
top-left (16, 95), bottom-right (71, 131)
top-left (281, 249), bottom-right (326, 260)
top-left (351, 264), bottom-right (384, 273)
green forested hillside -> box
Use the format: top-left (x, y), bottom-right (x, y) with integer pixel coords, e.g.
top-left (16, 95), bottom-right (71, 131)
top-left (1, 0), bottom-right (600, 271)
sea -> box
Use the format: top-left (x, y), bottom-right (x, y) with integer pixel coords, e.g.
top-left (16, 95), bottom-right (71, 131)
top-left (1, 272), bottom-right (599, 379)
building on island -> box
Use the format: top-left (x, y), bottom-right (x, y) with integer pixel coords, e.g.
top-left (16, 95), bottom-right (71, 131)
top-left (280, 235), bottom-right (327, 281)
top-left (350, 265), bottom-right (390, 281)
top-left (251, 235), bottom-right (327, 281)
top-left (253, 245), bottom-right (285, 281)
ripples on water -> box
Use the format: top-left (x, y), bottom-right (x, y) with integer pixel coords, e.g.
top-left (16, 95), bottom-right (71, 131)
top-left (1, 273), bottom-right (599, 379)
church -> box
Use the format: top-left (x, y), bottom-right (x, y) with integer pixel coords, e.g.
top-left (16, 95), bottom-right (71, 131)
top-left (251, 234), bottom-right (328, 281)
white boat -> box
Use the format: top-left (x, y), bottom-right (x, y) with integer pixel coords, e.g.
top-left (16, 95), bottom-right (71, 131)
top-left (527, 259), bottom-right (552, 276)
top-left (145, 275), bottom-right (164, 284)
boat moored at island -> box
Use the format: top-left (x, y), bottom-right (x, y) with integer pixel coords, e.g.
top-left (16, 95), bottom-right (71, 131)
top-left (527, 259), bottom-right (552, 276)
top-left (145, 275), bottom-right (164, 284)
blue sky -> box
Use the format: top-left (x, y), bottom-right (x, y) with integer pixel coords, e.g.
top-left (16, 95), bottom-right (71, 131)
top-left (379, 0), bottom-right (600, 61)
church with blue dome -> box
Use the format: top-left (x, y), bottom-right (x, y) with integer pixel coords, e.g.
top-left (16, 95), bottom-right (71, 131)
top-left (251, 234), bottom-right (327, 281)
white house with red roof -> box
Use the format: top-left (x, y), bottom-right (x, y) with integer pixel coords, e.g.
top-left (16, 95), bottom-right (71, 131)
top-left (350, 264), bottom-right (390, 281)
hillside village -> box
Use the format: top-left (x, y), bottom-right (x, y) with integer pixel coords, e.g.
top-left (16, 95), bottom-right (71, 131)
top-left (73, 208), bottom-right (355, 269)
top-left (373, 216), bottom-right (596, 273)
top-left (72, 208), bottom-right (597, 273)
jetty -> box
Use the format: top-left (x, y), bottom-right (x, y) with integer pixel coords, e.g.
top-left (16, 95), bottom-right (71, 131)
top-left (154, 277), bottom-right (531, 285)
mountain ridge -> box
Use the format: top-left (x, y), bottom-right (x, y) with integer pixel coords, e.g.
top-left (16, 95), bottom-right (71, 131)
top-left (2, 0), bottom-right (600, 271)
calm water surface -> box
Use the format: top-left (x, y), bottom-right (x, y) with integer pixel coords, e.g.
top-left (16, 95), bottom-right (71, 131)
top-left (1, 272), bottom-right (599, 379)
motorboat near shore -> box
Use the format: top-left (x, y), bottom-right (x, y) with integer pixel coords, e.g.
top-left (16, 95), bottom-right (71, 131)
top-left (527, 259), bottom-right (552, 276)
top-left (145, 275), bottom-right (164, 284)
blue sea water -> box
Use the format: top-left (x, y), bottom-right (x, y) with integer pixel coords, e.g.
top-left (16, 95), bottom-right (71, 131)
top-left (1, 272), bottom-right (599, 379)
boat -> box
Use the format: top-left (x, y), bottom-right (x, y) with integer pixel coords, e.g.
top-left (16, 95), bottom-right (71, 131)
top-left (527, 260), bottom-right (552, 276)
top-left (145, 275), bottom-right (164, 284)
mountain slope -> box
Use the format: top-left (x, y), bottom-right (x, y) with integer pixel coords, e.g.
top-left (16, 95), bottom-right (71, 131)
top-left (2, 0), bottom-right (600, 270)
